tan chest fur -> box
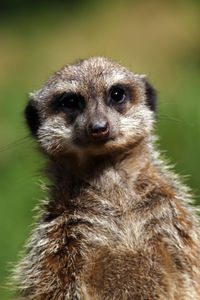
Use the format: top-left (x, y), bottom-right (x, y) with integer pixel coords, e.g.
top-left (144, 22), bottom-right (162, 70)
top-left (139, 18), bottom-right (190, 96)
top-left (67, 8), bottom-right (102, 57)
top-left (15, 158), bottom-right (200, 300)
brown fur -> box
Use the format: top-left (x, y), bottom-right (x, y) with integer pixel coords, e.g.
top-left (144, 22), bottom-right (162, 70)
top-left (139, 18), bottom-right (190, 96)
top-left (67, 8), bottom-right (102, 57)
top-left (13, 57), bottom-right (200, 299)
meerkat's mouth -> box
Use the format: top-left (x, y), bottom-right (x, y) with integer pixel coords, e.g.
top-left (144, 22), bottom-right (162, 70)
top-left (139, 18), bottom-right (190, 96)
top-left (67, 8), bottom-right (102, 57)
top-left (72, 132), bottom-right (113, 149)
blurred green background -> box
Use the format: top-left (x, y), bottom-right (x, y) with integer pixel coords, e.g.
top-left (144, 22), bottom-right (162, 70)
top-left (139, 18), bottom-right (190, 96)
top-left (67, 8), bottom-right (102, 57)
top-left (0, 0), bottom-right (200, 298)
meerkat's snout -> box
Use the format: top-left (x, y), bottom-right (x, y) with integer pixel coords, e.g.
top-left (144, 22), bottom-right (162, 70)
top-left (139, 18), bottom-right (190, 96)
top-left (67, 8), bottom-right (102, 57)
top-left (87, 121), bottom-right (110, 139)
top-left (87, 109), bottom-right (110, 142)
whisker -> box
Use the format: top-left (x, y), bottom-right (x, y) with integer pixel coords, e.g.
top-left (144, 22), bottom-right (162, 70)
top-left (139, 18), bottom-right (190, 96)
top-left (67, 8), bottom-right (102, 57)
top-left (157, 114), bottom-right (194, 126)
top-left (0, 135), bottom-right (30, 153)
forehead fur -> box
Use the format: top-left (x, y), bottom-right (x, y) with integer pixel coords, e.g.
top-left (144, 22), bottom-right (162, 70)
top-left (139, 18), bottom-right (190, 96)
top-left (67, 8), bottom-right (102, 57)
top-left (31, 57), bottom-right (146, 104)
top-left (54, 57), bottom-right (145, 84)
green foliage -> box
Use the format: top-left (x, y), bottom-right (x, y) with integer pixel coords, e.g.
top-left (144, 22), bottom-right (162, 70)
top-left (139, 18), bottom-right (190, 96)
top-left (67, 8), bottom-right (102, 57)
top-left (0, 1), bottom-right (200, 298)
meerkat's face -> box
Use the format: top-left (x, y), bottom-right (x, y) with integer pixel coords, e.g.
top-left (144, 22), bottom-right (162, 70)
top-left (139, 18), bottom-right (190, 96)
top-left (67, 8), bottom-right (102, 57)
top-left (25, 57), bottom-right (156, 158)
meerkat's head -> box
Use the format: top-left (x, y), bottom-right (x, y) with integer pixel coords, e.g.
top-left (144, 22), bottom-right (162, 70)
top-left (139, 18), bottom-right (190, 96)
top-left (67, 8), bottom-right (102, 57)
top-left (25, 57), bottom-right (156, 159)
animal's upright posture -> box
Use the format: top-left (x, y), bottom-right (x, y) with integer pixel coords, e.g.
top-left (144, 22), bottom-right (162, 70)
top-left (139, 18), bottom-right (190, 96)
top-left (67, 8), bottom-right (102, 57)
top-left (14, 57), bottom-right (200, 299)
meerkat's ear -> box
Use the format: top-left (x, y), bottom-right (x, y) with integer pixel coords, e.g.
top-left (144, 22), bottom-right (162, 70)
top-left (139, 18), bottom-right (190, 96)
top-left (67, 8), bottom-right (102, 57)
top-left (25, 99), bottom-right (41, 137)
top-left (144, 80), bottom-right (157, 113)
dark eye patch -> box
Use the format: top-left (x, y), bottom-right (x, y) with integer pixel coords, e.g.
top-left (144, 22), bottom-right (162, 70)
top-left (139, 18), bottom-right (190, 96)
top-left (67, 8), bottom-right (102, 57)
top-left (107, 84), bottom-right (131, 112)
top-left (51, 92), bottom-right (85, 113)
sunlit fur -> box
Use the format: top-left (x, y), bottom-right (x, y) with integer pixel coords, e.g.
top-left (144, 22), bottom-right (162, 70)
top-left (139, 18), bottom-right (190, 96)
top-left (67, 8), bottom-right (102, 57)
top-left (13, 57), bottom-right (200, 299)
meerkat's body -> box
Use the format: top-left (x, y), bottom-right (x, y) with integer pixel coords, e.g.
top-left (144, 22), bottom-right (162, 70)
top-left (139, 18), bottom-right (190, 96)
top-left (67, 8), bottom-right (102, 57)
top-left (14, 57), bottom-right (200, 299)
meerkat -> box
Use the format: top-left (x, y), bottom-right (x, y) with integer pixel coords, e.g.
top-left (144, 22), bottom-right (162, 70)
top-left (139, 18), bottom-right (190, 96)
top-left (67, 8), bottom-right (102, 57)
top-left (13, 57), bottom-right (200, 300)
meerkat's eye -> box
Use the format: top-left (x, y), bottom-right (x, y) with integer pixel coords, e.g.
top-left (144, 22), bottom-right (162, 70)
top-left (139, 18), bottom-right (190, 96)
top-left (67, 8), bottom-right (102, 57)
top-left (109, 86), bottom-right (126, 104)
top-left (55, 92), bottom-right (85, 112)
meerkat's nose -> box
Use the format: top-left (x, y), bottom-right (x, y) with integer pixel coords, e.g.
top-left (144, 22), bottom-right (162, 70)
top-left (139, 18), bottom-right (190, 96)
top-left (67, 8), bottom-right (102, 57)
top-left (88, 122), bottom-right (110, 139)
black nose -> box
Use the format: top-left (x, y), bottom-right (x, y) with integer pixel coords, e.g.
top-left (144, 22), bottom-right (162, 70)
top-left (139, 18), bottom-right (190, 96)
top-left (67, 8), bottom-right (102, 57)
top-left (88, 122), bottom-right (110, 138)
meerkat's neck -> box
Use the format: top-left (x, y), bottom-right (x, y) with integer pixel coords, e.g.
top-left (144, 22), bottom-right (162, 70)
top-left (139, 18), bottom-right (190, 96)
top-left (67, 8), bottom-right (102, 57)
top-left (50, 137), bottom-right (150, 180)
top-left (46, 137), bottom-right (154, 211)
